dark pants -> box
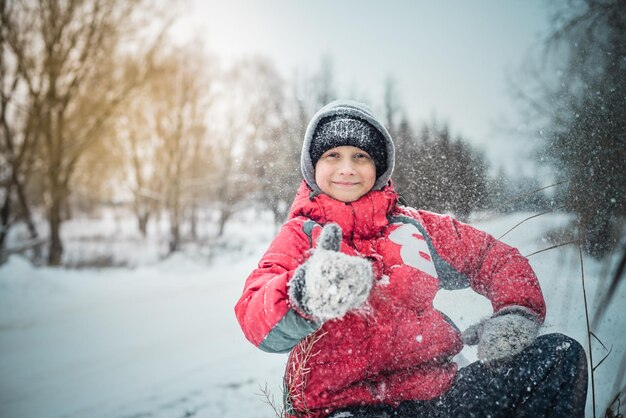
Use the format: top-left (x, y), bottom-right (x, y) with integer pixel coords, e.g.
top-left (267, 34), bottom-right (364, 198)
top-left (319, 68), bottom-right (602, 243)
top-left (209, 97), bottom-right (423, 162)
top-left (328, 333), bottom-right (588, 418)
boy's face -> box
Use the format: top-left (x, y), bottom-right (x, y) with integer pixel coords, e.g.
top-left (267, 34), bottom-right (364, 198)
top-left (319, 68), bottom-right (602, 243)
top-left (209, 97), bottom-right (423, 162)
top-left (314, 146), bottom-right (376, 203)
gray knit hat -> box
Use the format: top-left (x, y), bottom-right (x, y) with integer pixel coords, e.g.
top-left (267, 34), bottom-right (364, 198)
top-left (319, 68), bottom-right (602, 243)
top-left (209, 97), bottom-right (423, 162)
top-left (301, 99), bottom-right (395, 194)
top-left (310, 115), bottom-right (388, 177)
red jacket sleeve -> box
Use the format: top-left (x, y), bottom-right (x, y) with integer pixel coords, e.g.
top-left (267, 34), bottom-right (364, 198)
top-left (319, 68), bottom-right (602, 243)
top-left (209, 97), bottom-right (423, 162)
top-left (417, 210), bottom-right (546, 321)
top-left (234, 218), bottom-right (320, 353)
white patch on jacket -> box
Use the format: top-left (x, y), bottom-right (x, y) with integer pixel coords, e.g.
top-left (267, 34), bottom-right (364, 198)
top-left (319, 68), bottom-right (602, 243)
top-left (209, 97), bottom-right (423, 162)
top-left (388, 223), bottom-right (438, 278)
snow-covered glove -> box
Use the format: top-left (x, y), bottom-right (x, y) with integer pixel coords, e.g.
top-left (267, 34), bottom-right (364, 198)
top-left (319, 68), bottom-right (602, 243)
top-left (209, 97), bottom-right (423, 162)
top-left (461, 308), bottom-right (541, 362)
top-left (288, 223), bottom-right (373, 322)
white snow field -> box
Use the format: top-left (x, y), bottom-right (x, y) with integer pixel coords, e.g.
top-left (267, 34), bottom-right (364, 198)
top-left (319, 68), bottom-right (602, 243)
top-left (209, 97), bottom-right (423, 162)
top-left (0, 211), bottom-right (624, 418)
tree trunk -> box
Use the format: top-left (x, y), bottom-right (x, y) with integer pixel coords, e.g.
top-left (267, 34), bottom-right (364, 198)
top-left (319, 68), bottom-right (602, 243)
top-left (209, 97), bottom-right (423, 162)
top-left (0, 184), bottom-right (13, 263)
top-left (189, 205), bottom-right (197, 240)
top-left (47, 197), bottom-right (64, 266)
top-left (13, 173), bottom-right (41, 258)
top-left (1, 171), bottom-right (42, 263)
top-left (168, 201), bottom-right (181, 254)
top-left (138, 212), bottom-right (149, 237)
top-left (169, 220), bottom-right (179, 254)
top-left (217, 208), bottom-right (231, 238)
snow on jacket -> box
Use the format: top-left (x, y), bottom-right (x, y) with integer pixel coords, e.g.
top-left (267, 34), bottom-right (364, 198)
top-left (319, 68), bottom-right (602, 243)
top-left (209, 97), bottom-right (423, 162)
top-left (235, 181), bottom-right (546, 417)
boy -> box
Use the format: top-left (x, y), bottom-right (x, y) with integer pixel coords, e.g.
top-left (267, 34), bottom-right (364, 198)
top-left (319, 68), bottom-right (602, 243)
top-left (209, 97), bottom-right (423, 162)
top-left (235, 100), bottom-right (588, 417)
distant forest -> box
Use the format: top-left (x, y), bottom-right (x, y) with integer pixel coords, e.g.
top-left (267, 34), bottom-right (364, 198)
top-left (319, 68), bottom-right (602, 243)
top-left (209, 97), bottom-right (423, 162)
top-left (1, 0), bottom-right (623, 265)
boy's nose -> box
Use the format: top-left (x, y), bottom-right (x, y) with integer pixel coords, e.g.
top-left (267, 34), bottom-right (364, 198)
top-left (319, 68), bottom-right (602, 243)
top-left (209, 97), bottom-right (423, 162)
top-left (337, 161), bottom-right (357, 175)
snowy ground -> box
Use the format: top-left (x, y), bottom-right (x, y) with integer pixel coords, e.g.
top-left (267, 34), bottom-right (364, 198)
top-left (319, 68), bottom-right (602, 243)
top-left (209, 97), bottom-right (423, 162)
top-left (0, 210), bottom-right (624, 418)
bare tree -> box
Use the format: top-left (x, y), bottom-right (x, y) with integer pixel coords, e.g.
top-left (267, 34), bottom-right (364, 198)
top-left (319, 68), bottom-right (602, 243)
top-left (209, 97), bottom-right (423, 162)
top-left (152, 48), bottom-right (213, 252)
top-left (292, 55), bottom-right (338, 121)
top-left (115, 90), bottom-right (161, 237)
top-left (115, 45), bottom-right (214, 251)
top-left (209, 58), bottom-right (276, 236)
top-left (1, 0), bottom-right (170, 265)
top-left (247, 60), bottom-right (302, 224)
top-left (0, 0), bottom-right (43, 262)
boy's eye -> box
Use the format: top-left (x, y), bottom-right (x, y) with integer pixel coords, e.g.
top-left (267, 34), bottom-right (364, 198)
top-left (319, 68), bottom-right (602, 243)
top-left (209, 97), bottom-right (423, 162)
top-left (354, 153), bottom-right (371, 160)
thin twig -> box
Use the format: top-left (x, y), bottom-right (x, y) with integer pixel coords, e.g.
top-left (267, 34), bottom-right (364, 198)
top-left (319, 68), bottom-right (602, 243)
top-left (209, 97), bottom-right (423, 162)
top-left (524, 240), bottom-right (578, 258)
top-left (579, 228), bottom-right (597, 418)
top-left (257, 383), bottom-right (284, 418)
top-left (472, 180), bottom-right (569, 214)
top-left (498, 180), bottom-right (569, 208)
top-left (591, 331), bottom-right (609, 352)
top-left (498, 205), bottom-right (566, 239)
top-left (593, 245), bottom-right (626, 327)
top-left (604, 390), bottom-right (622, 418)
top-left (593, 345), bottom-right (613, 372)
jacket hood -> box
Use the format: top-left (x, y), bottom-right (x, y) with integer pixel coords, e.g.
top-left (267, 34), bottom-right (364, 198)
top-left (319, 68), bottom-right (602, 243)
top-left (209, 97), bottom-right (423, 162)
top-left (301, 99), bottom-right (395, 194)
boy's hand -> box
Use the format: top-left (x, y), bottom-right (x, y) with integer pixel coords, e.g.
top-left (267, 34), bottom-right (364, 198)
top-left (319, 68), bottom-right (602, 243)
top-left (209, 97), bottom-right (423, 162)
top-left (288, 223), bottom-right (373, 322)
top-left (462, 310), bottom-right (540, 362)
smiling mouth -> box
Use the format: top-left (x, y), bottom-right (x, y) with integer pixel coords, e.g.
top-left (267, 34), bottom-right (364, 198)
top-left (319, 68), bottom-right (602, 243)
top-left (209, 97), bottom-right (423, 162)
top-left (332, 181), bottom-right (359, 187)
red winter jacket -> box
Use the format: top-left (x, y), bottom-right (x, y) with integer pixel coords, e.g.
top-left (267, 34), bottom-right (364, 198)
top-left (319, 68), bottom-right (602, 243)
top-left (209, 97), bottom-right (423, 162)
top-left (235, 181), bottom-right (545, 417)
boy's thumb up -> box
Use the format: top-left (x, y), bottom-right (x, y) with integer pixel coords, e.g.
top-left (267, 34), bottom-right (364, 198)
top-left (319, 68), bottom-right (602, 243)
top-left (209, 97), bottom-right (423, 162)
top-left (318, 223), bottom-right (342, 252)
top-left (288, 222), bottom-right (373, 322)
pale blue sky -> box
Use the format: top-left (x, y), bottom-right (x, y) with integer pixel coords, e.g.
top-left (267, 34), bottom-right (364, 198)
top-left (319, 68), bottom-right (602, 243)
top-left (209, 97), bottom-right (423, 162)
top-left (176, 0), bottom-right (552, 174)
